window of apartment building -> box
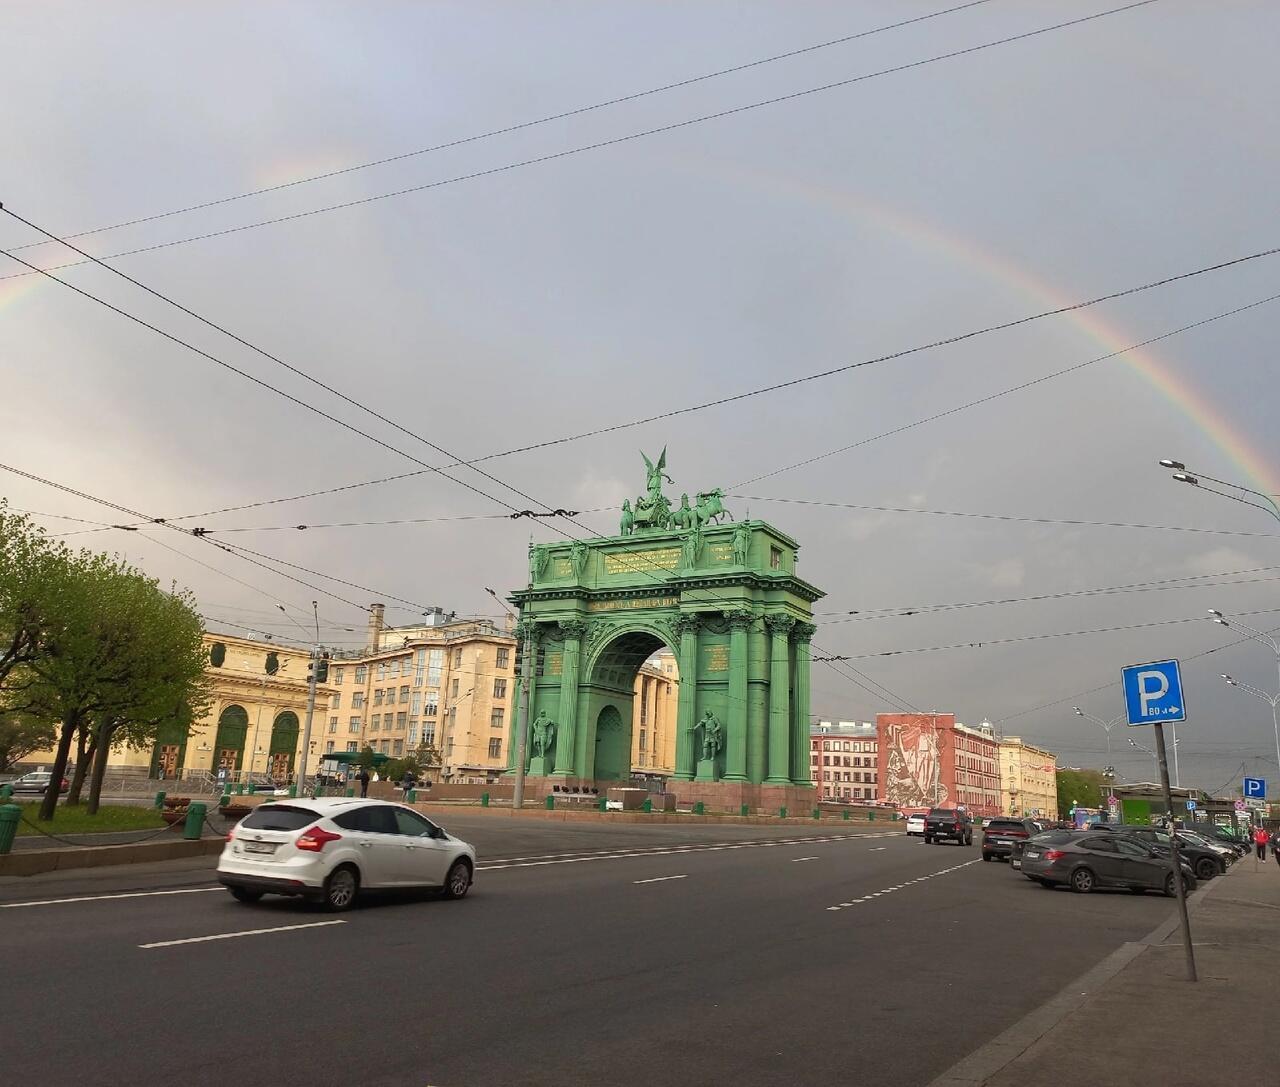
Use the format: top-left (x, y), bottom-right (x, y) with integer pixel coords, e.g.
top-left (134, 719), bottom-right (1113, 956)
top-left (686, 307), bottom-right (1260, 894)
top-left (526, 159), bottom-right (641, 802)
top-left (488, 738), bottom-right (501, 759)
top-left (427, 649), bottom-right (443, 686)
top-left (446, 737), bottom-right (454, 757)
top-left (823, 756), bottom-right (830, 765)
top-left (408, 722), bottom-right (418, 745)
top-left (402, 657), bottom-right (412, 677)
top-left (326, 741), bottom-right (334, 753)
top-left (352, 691), bottom-right (365, 708)
top-left (639, 729), bottom-right (647, 752)
top-left (399, 685), bottom-right (410, 703)
top-left (423, 725), bottom-right (435, 746)
top-left (493, 678), bottom-right (507, 700)
top-left (450, 678), bottom-right (459, 700)
top-left (380, 740), bottom-right (390, 754)
top-left (770, 546), bottom-right (782, 569)
top-left (411, 692), bottom-right (421, 714)
top-left (354, 665), bottom-right (367, 684)
top-left (496, 647), bottom-right (510, 669)
top-left (377, 662), bottom-right (387, 681)
top-left (414, 648), bottom-right (426, 686)
top-left (447, 706), bottom-right (457, 729)
top-left (453, 648), bottom-right (462, 668)
top-left (424, 691), bottom-right (438, 716)
top-left (370, 714), bottom-right (381, 731)
top-left (396, 712), bottom-right (407, 729)
top-left (331, 693), bottom-right (340, 710)
top-left (349, 717), bottom-right (361, 733)
top-left (334, 666), bottom-right (345, 685)
top-left (346, 741), bottom-right (358, 752)
top-left (490, 707), bottom-right (504, 730)
top-left (393, 740), bottom-right (404, 756)
top-left (328, 717), bottom-right (337, 733)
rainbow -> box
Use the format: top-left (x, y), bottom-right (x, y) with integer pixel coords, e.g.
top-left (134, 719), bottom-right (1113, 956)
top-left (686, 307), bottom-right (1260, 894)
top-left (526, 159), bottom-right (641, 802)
top-left (700, 164), bottom-right (1277, 495)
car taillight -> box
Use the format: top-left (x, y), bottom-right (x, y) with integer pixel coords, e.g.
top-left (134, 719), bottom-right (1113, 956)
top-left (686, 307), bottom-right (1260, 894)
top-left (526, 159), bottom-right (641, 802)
top-left (1043, 850), bottom-right (1066, 861)
top-left (295, 827), bottom-right (342, 852)
top-left (225, 828), bottom-right (235, 842)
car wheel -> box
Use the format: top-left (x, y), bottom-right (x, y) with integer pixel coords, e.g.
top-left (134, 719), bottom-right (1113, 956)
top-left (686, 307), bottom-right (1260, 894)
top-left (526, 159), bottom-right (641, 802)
top-left (442, 858), bottom-right (472, 900)
top-left (923, 836), bottom-right (932, 845)
top-left (1164, 873), bottom-right (1188, 898)
top-left (229, 887), bottom-right (263, 904)
top-left (1194, 857), bottom-right (1217, 881)
top-left (982, 853), bottom-right (992, 862)
top-left (1069, 867), bottom-right (1096, 894)
top-left (322, 865), bottom-right (360, 912)
top-left (1038, 878), bottom-right (1054, 888)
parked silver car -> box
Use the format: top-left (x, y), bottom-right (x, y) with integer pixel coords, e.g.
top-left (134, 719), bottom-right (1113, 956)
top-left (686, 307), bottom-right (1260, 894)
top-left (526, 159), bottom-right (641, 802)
top-left (1020, 830), bottom-right (1196, 896)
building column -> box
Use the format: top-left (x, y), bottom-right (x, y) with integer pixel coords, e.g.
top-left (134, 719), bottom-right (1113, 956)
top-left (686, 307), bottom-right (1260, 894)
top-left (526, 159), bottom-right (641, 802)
top-left (555, 620), bottom-right (588, 775)
top-left (507, 619), bottom-right (540, 773)
top-left (672, 614), bottom-right (702, 780)
top-left (791, 622), bottom-right (816, 785)
top-left (723, 609), bottom-right (753, 782)
top-left (764, 614), bottom-right (795, 784)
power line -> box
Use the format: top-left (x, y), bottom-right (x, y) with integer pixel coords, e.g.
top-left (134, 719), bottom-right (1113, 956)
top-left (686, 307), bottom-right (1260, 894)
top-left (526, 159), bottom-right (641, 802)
top-left (0, 1), bottom-right (1159, 286)
top-left (3, 2), bottom-right (997, 258)
top-left (731, 494), bottom-right (1280, 540)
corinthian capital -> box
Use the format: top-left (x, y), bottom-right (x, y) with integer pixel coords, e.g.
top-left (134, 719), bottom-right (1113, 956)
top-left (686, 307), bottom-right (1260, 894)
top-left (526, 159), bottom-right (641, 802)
top-left (723, 608), bottom-right (755, 631)
top-left (672, 613), bottom-right (703, 639)
top-left (793, 621), bottom-right (818, 644)
top-left (763, 613), bottom-right (796, 637)
top-left (558, 619), bottom-right (590, 641)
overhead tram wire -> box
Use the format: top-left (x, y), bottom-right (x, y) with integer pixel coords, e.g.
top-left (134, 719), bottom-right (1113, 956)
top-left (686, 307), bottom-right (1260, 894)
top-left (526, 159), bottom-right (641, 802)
top-left (79, 256), bottom-right (1280, 533)
top-left (0, 227), bottom-right (917, 715)
top-left (0, 1), bottom-right (1161, 286)
top-left (3, 1), bottom-right (998, 257)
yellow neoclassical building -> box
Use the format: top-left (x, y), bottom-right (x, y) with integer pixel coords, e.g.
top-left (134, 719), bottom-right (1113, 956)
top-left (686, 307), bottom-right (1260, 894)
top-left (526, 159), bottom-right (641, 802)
top-left (998, 735), bottom-right (1059, 820)
top-left (631, 650), bottom-right (679, 780)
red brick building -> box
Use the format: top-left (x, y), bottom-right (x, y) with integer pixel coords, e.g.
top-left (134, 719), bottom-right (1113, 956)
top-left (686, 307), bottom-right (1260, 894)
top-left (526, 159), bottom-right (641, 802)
top-left (875, 713), bottom-right (1000, 817)
top-left (809, 722), bottom-right (878, 801)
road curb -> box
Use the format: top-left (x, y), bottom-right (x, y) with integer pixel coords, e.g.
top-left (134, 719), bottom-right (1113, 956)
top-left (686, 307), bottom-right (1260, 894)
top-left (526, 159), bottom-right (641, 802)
top-left (0, 837), bottom-right (225, 877)
top-left (925, 858), bottom-right (1242, 1086)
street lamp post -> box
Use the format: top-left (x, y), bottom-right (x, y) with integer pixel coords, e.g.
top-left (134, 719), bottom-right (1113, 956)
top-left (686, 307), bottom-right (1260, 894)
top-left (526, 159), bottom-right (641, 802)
top-left (1211, 609), bottom-right (1280, 777)
top-left (1074, 706), bottom-right (1123, 785)
top-left (1159, 460), bottom-right (1280, 524)
top-left (1222, 673), bottom-right (1280, 785)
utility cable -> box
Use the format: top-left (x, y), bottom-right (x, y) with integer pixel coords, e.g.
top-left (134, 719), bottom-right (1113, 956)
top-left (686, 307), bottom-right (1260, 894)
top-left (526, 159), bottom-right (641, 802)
top-left (3, 1), bottom-right (996, 257)
top-left (0, 1), bottom-right (1159, 284)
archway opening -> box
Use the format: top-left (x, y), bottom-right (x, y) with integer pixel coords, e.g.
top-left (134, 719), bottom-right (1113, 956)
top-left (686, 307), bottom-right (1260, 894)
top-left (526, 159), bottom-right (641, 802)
top-left (213, 704), bottom-right (248, 778)
top-left (269, 710), bottom-right (300, 779)
top-left (583, 630), bottom-right (669, 782)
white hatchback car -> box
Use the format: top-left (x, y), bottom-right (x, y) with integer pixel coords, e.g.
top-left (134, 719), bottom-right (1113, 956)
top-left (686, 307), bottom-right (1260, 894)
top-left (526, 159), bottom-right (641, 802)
top-left (217, 798), bottom-right (475, 911)
top-left (906, 813), bottom-right (926, 837)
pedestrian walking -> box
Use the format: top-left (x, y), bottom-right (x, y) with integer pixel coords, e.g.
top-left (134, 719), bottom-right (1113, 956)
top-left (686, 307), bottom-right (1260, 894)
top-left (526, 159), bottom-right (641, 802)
top-left (1253, 824), bottom-right (1269, 860)
top-left (358, 767), bottom-right (370, 799)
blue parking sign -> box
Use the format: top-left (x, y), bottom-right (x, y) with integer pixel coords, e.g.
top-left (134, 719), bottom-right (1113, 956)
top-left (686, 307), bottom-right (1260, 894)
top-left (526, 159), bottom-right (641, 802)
top-left (1244, 777), bottom-right (1266, 799)
top-left (1122, 659), bottom-right (1186, 725)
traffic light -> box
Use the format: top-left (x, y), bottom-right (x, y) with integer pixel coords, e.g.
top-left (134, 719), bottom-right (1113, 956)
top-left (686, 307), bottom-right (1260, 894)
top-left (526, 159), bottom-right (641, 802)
top-left (314, 652), bottom-right (330, 684)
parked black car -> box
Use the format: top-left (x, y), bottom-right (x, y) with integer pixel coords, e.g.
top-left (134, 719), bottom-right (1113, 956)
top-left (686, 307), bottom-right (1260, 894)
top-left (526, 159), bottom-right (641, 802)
top-left (1185, 822), bottom-right (1249, 855)
top-left (1020, 830), bottom-right (1197, 895)
top-left (982, 818), bottom-right (1037, 862)
top-left (924, 807), bottom-right (973, 846)
top-left (1103, 824), bottom-right (1227, 881)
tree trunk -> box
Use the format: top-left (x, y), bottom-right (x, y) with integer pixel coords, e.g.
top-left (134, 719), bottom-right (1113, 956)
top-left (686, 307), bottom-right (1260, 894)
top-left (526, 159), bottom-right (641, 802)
top-left (37, 711), bottom-right (78, 821)
top-left (85, 723), bottom-right (116, 816)
top-left (65, 723), bottom-right (97, 806)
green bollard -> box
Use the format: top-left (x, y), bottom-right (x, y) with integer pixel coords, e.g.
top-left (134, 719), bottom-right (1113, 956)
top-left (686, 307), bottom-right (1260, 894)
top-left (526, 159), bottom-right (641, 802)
top-left (406, 789), bottom-right (416, 803)
top-left (288, 785), bottom-right (297, 798)
top-left (154, 790), bottom-right (166, 810)
top-left (545, 795), bottom-right (555, 810)
top-left (598, 796), bottom-right (608, 812)
top-left (345, 787), bottom-right (354, 798)
top-left (780, 806), bottom-right (788, 819)
top-left (869, 811), bottom-right (876, 822)
top-left (183, 801), bottom-right (207, 841)
top-left (480, 792), bottom-right (490, 807)
top-left (642, 798), bottom-right (652, 813)
top-left (842, 809), bottom-right (850, 821)
top-left (219, 792), bottom-right (231, 809)
top-left (247, 783), bottom-right (256, 795)
top-left (693, 801), bottom-right (705, 815)
top-left (235, 784), bottom-right (244, 796)
top-left (740, 804), bottom-right (750, 817)
top-left (0, 784), bottom-right (13, 802)
top-left (0, 803), bottom-right (21, 855)
top-left (813, 808), bottom-right (821, 820)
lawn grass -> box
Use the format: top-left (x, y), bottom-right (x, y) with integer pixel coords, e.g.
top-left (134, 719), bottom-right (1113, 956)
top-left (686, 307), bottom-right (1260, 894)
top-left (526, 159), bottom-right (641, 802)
top-left (14, 801), bottom-right (166, 836)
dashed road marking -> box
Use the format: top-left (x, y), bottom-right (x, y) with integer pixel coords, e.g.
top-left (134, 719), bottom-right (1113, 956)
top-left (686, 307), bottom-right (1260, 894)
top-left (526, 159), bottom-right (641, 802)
top-left (1, 887), bottom-right (223, 910)
top-left (139, 919), bottom-right (345, 949)
top-left (633, 874), bottom-right (688, 885)
top-left (791, 857), bottom-right (819, 863)
top-left (827, 859), bottom-right (981, 912)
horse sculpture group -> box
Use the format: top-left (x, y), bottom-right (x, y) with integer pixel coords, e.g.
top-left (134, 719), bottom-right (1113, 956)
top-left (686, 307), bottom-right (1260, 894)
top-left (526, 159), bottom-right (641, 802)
top-left (620, 448), bottom-right (732, 536)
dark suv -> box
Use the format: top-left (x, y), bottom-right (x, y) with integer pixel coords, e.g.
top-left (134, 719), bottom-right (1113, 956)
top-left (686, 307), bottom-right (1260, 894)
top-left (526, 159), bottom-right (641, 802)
top-left (924, 807), bottom-right (973, 846)
top-left (982, 818), bottom-right (1036, 862)
top-left (1105, 824), bottom-right (1228, 881)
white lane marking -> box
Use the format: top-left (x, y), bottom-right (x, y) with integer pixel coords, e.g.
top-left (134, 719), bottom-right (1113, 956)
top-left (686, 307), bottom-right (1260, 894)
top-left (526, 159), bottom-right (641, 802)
top-left (477, 834), bottom-right (871, 872)
top-left (791, 857), bottom-right (819, 863)
top-left (140, 919), bottom-right (345, 949)
top-left (827, 859), bottom-right (980, 912)
top-left (633, 874), bottom-right (688, 885)
top-left (870, 846), bottom-right (887, 851)
top-left (1, 887), bottom-right (222, 910)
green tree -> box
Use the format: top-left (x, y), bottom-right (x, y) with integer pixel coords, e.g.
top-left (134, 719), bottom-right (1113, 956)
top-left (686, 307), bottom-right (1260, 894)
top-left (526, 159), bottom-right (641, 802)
top-left (356, 745), bottom-right (378, 772)
top-left (0, 501), bottom-right (69, 692)
top-left (6, 550), bottom-right (208, 821)
top-left (1056, 768), bottom-right (1107, 815)
top-left (0, 713), bottom-right (55, 772)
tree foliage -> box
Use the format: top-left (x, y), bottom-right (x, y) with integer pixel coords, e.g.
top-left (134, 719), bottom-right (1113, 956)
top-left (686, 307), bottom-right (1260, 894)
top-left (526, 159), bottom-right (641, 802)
top-left (1056, 768), bottom-right (1107, 814)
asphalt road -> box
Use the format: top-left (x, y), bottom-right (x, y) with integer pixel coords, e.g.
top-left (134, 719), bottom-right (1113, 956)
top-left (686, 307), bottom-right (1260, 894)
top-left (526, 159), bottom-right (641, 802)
top-left (0, 817), bottom-right (1177, 1086)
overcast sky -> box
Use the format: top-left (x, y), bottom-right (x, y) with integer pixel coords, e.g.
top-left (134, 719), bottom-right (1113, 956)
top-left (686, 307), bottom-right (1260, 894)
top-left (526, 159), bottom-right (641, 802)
top-left (2, 1), bottom-right (1277, 795)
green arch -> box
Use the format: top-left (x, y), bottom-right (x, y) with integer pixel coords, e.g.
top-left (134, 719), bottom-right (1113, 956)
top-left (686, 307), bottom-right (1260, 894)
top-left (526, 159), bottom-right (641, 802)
top-left (270, 710), bottom-right (300, 772)
top-left (213, 704), bottom-right (249, 773)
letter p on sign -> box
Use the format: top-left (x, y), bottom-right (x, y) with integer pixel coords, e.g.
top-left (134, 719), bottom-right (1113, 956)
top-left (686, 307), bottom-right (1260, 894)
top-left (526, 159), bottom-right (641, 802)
top-left (1122, 659), bottom-right (1186, 726)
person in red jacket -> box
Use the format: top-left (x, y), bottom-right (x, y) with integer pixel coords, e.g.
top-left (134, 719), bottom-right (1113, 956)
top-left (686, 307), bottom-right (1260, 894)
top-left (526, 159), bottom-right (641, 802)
top-left (1253, 825), bottom-right (1269, 860)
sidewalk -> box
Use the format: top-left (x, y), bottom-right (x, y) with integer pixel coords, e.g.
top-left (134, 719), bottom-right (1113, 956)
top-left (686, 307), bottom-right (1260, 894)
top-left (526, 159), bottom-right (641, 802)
top-left (937, 857), bottom-right (1280, 1086)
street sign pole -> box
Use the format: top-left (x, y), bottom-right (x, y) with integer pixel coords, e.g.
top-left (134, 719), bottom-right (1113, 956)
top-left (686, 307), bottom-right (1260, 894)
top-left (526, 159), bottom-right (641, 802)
top-left (1154, 722), bottom-right (1197, 982)
top-left (512, 622), bottom-right (533, 811)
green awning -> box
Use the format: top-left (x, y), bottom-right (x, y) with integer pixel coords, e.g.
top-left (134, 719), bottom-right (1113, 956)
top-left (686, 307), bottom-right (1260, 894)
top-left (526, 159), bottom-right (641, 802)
top-left (317, 752), bottom-right (391, 766)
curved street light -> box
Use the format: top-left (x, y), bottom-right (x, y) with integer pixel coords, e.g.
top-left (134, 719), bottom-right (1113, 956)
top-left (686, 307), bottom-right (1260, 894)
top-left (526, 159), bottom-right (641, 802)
top-left (1211, 610), bottom-right (1280, 777)
top-left (1159, 458), bottom-right (1280, 523)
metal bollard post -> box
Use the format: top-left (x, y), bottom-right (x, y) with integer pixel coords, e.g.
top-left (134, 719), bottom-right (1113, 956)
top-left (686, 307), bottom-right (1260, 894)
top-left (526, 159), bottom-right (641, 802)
top-left (154, 790), bottom-right (166, 810)
top-left (642, 798), bottom-right (652, 813)
top-left (869, 812), bottom-right (876, 822)
top-left (693, 801), bottom-right (705, 815)
top-left (598, 796), bottom-right (608, 812)
top-left (219, 793), bottom-right (231, 809)
top-left (740, 804), bottom-right (749, 817)
top-left (345, 787), bottom-right (354, 797)
top-left (0, 784), bottom-right (13, 802)
top-left (235, 784), bottom-right (245, 796)
top-left (0, 803), bottom-right (21, 855)
top-left (813, 808), bottom-right (820, 820)
top-left (406, 789), bottom-right (416, 803)
top-left (780, 806), bottom-right (788, 819)
top-left (288, 785), bottom-right (297, 798)
top-left (183, 802), bottom-right (206, 840)
top-left (247, 783), bottom-right (256, 795)
top-left (842, 809), bottom-right (850, 821)
top-left (545, 795), bottom-right (555, 810)
top-left (480, 792), bottom-right (490, 807)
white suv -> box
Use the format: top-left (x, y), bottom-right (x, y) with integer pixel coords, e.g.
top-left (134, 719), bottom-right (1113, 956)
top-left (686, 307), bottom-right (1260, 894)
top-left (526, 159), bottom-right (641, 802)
top-left (217, 798), bottom-right (475, 911)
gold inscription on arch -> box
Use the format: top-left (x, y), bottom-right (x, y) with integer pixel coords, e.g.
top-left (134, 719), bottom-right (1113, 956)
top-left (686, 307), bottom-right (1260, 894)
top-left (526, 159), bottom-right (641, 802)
top-left (603, 548), bottom-right (680, 575)
top-left (586, 596), bottom-right (679, 613)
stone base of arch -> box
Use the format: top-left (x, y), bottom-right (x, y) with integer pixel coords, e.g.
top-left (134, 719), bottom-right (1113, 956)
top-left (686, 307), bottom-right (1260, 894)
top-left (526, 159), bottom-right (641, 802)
top-left (668, 779), bottom-right (814, 815)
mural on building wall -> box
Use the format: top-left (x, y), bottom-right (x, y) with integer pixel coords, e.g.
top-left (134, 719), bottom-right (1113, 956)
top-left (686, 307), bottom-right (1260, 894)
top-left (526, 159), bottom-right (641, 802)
top-left (882, 719), bottom-right (947, 808)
